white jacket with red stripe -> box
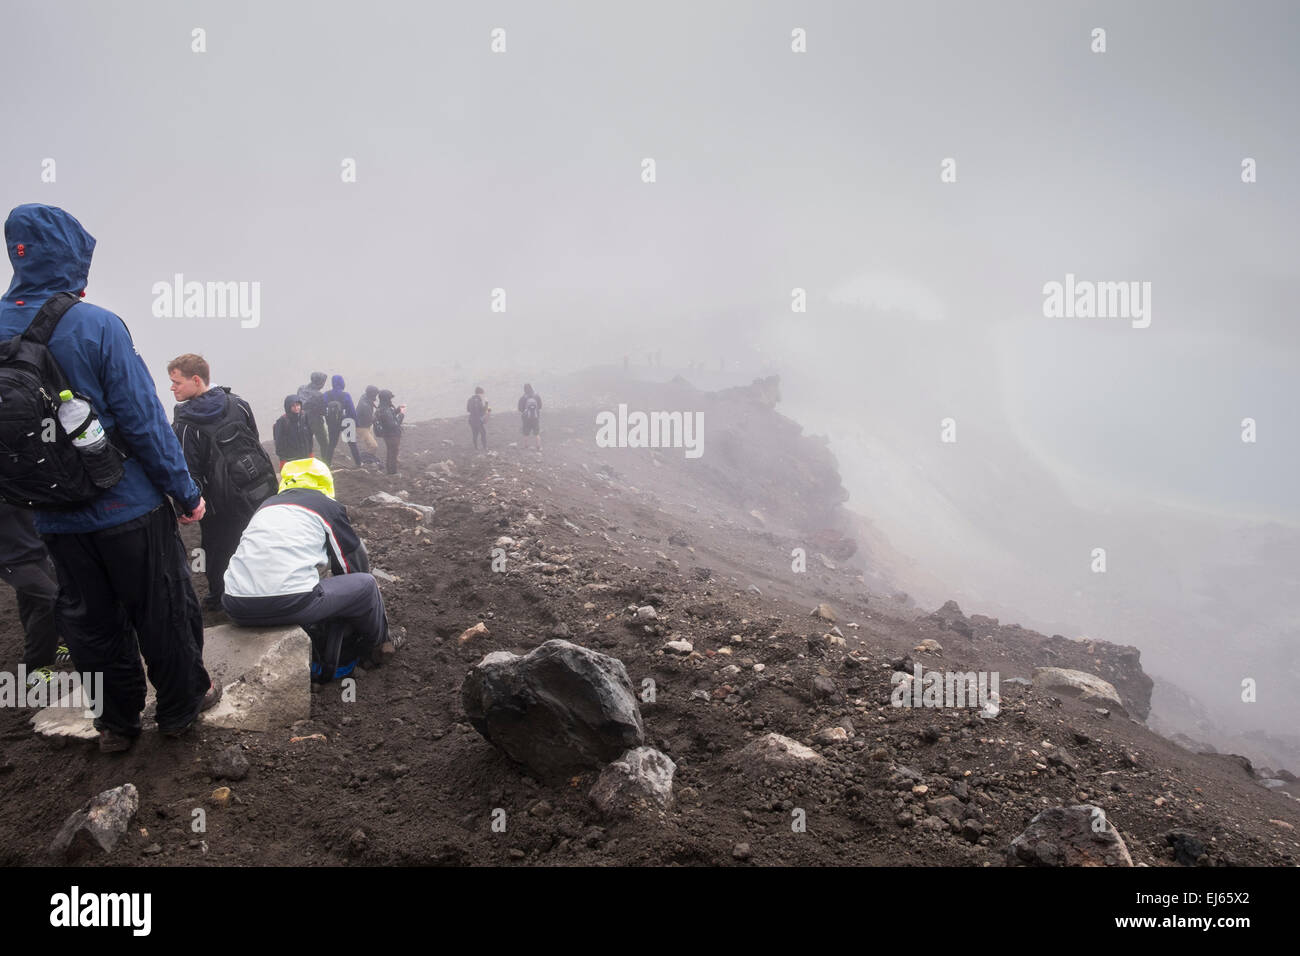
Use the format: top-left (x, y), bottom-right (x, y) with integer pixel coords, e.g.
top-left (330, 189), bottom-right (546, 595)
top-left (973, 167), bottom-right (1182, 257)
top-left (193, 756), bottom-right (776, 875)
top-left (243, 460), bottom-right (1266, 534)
top-left (223, 488), bottom-right (368, 597)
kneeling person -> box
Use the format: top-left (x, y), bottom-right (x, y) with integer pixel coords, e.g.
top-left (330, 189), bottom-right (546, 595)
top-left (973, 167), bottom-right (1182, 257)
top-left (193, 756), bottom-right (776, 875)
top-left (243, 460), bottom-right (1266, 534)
top-left (221, 459), bottom-right (399, 680)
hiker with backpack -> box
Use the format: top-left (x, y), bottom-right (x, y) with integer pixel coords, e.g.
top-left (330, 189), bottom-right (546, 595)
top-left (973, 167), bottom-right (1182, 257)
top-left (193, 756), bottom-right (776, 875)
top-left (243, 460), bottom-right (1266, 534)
top-left (0, 502), bottom-right (69, 688)
top-left (354, 385), bottom-right (382, 466)
top-left (296, 372), bottom-right (331, 465)
top-left (168, 354), bottom-right (278, 612)
top-left (517, 383), bottom-right (542, 451)
top-left (273, 396), bottom-right (314, 466)
top-left (467, 386), bottom-right (489, 449)
top-left (0, 204), bottom-right (219, 753)
top-left (373, 389), bottom-right (405, 475)
top-left (324, 374), bottom-right (361, 468)
top-left (221, 458), bottom-right (402, 682)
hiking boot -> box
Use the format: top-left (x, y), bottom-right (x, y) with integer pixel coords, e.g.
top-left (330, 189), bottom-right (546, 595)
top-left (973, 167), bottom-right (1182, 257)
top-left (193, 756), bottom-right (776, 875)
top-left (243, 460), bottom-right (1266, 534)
top-left (159, 680), bottom-right (223, 738)
top-left (54, 645), bottom-right (72, 666)
top-left (367, 626), bottom-right (406, 666)
top-left (98, 729), bottom-right (134, 754)
top-left (25, 666), bottom-right (55, 689)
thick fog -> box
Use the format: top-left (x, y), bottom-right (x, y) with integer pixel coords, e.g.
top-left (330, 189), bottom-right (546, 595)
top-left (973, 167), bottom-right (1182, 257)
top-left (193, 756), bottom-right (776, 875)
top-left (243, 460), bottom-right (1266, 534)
top-left (3, 1), bottom-right (1296, 749)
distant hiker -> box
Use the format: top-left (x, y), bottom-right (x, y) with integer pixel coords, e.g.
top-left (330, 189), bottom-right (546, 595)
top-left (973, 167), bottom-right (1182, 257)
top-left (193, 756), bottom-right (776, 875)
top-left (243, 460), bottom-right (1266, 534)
top-left (221, 459), bottom-right (402, 682)
top-left (467, 386), bottom-right (489, 449)
top-left (354, 385), bottom-right (381, 466)
top-left (273, 396), bottom-right (314, 466)
top-left (323, 374), bottom-right (361, 468)
top-left (0, 502), bottom-right (67, 687)
top-left (296, 371), bottom-right (330, 464)
top-left (373, 389), bottom-right (405, 475)
top-left (168, 353), bottom-right (278, 612)
top-left (517, 383), bottom-right (542, 451)
top-left (0, 204), bottom-right (219, 753)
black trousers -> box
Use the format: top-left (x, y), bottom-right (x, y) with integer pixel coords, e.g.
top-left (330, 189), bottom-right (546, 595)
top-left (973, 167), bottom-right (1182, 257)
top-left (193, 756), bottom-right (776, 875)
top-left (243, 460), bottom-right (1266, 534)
top-left (199, 512), bottom-right (246, 602)
top-left (384, 434), bottom-right (400, 474)
top-left (1, 557), bottom-right (59, 669)
top-left (309, 418), bottom-right (331, 465)
top-left (43, 505), bottom-right (211, 736)
top-left (470, 420), bottom-right (487, 448)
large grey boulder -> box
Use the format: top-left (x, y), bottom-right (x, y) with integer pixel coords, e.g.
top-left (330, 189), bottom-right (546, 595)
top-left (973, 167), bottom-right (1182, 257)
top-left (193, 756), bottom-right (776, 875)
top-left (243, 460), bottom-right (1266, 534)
top-left (1032, 667), bottom-right (1124, 709)
top-left (589, 747), bottom-right (676, 816)
top-left (48, 784), bottom-right (139, 862)
top-left (1006, 805), bottom-right (1134, 867)
top-left (462, 640), bottom-right (645, 778)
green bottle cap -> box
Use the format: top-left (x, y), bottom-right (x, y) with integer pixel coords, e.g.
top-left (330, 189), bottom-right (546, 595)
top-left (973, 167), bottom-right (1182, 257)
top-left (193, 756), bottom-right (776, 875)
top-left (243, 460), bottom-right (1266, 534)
top-left (59, 389), bottom-right (73, 402)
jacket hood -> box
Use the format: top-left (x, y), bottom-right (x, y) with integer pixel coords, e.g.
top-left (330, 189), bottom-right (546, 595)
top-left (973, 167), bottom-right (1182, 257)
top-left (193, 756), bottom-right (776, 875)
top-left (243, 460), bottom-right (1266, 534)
top-left (279, 457), bottom-right (334, 499)
top-left (308, 372), bottom-right (326, 389)
top-left (378, 389), bottom-right (394, 404)
top-left (362, 385), bottom-right (378, 399)
top-left (175, 386), bottom-right (228, 425)
top-left (284, 394), bottom-right (302, 414)
top-left (331, 374), bottom-right (345, 390)
top-left (4, 204), bottom-right (96, 301)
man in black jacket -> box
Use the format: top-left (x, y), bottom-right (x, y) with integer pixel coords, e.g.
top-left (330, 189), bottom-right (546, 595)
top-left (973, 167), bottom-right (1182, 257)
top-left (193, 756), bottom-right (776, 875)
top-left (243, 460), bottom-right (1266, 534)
top-left (273, 396), bottom-right (314, 465)
top-left (354, 385), bottom-right (381, 466)
top-left (0, 502), bottom-right (65, 685)
top-left (374, 389), bottom-right (405, 475)
top-left (467, 387), bottom-right (489, 449)
top-left (169, 354), bottom-right (277, 612)
top-left (296, 371), bottom-right (331, 464)
top-left (517, 383), bottom-right (542, 451)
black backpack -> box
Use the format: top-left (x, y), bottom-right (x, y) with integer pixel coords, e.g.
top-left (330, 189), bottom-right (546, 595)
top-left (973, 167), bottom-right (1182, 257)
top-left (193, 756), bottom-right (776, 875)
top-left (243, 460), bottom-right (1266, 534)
top-left (522, 394), bottom-right (540, 421)
top-left (0, 293), bottom-right (124, 509)
top-left (178, 390), bottom-right (277, 517)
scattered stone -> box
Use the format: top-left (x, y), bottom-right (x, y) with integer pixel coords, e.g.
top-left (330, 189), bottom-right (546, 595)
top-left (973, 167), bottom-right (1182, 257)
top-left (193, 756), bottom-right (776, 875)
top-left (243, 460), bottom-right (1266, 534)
top-left (589, 747), bottom-right (676, 816)
top-left (1164, 829), bottom-right (1207, 866)
top-left (461, 640), bottom-right (645, 779)
top-left (914, 638), bottom-right (943, 654)
top-left (363, 491), bottom-right (435, 519)
top-left (739, 733), bottom-right (825, 773)
top-left (664, 640), bottom-right (693, 655)
top-left (814, 726), bottom-right (848, 745)
top-left (636, 605), bottom-right (658, 621)
top-left (1032, 667), bottom-right (1124, 709)
top-left (458, 622), bottom-right (490, 644)
top-left (210, 787), bottom-right (233, 808)
top-left (812, 676), bottom-right (839, 700)
top-left (210, 745), bottom-right (250, 782)
top-left (48, 784), bottom-right (140, 862)
top-left (811, 603), bottom-right (837, 623)
top-left (1006, 805), bottom-right (1133, 867)
top-left (732, 842), bottom-right (752, 861)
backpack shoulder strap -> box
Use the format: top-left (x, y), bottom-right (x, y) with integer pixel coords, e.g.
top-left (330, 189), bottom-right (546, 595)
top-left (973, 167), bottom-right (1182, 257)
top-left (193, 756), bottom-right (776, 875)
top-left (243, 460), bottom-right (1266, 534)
top-left (22, 292), bottom-right (81, 346)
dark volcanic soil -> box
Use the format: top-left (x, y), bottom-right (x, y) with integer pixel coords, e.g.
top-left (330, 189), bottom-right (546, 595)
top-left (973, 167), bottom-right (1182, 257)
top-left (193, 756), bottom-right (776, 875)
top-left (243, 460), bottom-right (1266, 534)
top-left (1, 381), bottom-right (1298, 866)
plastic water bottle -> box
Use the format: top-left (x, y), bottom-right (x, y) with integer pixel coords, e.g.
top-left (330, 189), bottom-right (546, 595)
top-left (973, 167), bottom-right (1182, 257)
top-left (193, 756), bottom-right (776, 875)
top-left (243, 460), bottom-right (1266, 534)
top-left (57, 390), bottom-right (123, 489)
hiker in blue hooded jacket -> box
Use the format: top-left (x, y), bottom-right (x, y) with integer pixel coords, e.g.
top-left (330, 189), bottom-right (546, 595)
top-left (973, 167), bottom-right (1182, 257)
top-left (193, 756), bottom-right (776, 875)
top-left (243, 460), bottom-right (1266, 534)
top-left (323, 374), bottom-right (361, 468)
top-left (0, 204), bottom-right (219, 753)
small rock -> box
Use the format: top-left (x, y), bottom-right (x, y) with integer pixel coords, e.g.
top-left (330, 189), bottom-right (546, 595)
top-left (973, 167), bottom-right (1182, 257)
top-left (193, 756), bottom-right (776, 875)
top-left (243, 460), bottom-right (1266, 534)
top-left (458, 622), bottom-right (490, 644)
top-left (210, 787), bottom-right (232, 808)
top-left (48, 784), bottom-right (140, 862)
top-left (811, 603), bottom-right (837, 623)
top-left (210, 745), bottom-right (250, 782)
top-left (732, 842), bottom-right (752, 861)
